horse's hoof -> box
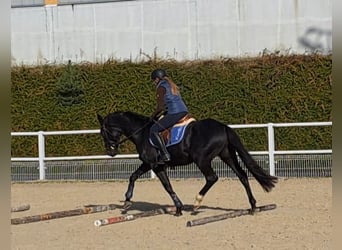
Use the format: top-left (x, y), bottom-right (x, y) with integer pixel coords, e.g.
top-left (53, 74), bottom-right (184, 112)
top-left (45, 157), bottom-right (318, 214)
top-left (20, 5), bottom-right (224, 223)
top-left (193, 194), bottom-right (204, 210)
top-left (123, 201), bottom-right (132, 210)
top-left (249, 208), bottom-right (257, 215)
top-left (174, 207), bottom-right (183, 216)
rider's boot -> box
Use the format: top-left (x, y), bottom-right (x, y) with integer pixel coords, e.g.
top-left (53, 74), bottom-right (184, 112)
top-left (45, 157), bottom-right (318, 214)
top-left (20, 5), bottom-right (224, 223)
top-left (152, 132), bottom-right (171, 163)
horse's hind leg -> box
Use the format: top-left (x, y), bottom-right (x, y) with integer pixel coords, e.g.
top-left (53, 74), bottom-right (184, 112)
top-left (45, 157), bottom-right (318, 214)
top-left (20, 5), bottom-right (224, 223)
top-left (153, 166), bottom-right (184, 216)
top-left (220, 147), bottom-right (257, 212)
top-left (194, 160), bottom-right (218, 210)
top-left (124, 162), bottom-right (151, 209)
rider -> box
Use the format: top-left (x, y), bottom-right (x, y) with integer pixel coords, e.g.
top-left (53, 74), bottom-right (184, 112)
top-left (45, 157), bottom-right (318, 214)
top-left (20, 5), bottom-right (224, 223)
top-left (149, 68), bottom-right (189, 163)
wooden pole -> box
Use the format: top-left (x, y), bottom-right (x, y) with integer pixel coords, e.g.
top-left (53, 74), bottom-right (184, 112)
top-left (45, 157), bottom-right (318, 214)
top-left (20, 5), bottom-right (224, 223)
top-left (11, 204), bottom-right (30, 212)
top-left (186, 204), bottom-right (277, 227)
top-left (11, 204), bottom-right (117, 225)
top-left (94, 208), bottom-right (166, 227)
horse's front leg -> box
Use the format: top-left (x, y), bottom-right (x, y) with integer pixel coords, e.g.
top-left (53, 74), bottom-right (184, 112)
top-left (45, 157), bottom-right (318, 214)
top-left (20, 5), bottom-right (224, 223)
top-left (154, 166), bottom-right (184, 216)
top-left (124, 162), bottom-right (151, 210)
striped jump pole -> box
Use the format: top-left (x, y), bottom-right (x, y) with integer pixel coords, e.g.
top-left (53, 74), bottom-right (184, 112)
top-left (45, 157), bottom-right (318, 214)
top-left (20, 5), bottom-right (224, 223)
top-left (94, 208), bottom-right (166, 227)
top-left (94, 204), bottom-right (195, 227)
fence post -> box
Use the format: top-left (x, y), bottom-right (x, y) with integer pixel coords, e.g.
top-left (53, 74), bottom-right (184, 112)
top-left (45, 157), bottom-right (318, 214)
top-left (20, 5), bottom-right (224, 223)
top-left (38, 131), bottom-right (46, 180)
top-left (267, 123), bottom-right (275, 176)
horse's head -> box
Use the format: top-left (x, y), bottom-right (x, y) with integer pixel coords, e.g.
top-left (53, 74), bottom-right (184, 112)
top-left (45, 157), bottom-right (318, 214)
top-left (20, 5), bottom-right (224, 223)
top-left (97, 114), bottom-right (122, 157)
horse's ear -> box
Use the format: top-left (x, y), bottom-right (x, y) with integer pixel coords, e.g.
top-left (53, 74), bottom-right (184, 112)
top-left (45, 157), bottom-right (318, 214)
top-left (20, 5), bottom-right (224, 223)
top-left (97, 114), bottom-right (104, 125)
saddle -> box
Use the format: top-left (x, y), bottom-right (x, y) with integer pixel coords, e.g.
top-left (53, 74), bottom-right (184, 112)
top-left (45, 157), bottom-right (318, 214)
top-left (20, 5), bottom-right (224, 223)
top-left (159, 114), bottom-right (196, 146)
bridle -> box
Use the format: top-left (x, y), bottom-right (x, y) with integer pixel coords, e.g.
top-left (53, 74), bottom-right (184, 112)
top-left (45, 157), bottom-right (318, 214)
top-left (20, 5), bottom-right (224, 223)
top-left (102, 120), bottom-right (152, 150)
top-left (102, 126), bottom-right (121, 151)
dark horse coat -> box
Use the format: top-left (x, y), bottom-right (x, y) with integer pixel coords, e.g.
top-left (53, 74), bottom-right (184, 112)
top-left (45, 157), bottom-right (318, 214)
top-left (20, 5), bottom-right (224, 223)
top-left (97, 111), bottom-right (277, 216)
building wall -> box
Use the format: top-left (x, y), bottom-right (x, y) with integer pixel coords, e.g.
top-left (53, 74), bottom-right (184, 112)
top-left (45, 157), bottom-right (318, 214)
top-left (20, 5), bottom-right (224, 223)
top-left (11, 0), bottom-right (332, 65)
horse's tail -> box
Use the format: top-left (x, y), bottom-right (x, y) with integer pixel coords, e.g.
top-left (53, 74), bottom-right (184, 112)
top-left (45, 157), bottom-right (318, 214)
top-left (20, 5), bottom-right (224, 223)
top-left (226, 126), bottom-right (278, 192)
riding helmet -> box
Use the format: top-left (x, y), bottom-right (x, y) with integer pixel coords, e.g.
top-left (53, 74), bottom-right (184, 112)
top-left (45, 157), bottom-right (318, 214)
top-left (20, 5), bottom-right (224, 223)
top-left (151, 68), bottom-right (167, 80)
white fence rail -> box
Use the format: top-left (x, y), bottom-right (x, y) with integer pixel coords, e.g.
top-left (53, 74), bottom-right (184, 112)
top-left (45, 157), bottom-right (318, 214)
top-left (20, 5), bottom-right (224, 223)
top-left (11, 122), bottom-right (332, 180)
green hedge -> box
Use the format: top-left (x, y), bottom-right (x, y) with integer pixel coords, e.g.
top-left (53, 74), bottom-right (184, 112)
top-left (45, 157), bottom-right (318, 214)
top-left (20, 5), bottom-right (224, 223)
top-left (11, 54), bottom-right (332, 157)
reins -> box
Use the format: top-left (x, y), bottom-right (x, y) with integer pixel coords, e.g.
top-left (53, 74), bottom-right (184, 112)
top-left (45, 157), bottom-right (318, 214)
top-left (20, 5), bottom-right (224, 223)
top-left (109, 120), bottom-right (153, 147)
top-left (103, 115), bottom-right (169, 149)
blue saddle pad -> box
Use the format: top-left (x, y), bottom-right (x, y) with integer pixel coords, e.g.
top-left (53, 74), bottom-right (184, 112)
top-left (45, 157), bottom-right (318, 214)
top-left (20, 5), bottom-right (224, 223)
top-left (166, 125), bottom-right (187, 147)
top-left (149, 124), bottom-right (188, 147)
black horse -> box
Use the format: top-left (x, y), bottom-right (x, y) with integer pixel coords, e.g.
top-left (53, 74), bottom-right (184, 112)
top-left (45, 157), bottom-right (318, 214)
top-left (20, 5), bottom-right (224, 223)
top-left (97, 111), bottom-right (277, 216)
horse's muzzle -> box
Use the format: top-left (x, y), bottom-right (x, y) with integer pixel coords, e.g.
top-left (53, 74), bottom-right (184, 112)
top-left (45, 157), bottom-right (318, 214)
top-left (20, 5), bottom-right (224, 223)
top-left (106, 146), bottom-right (118, 157)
